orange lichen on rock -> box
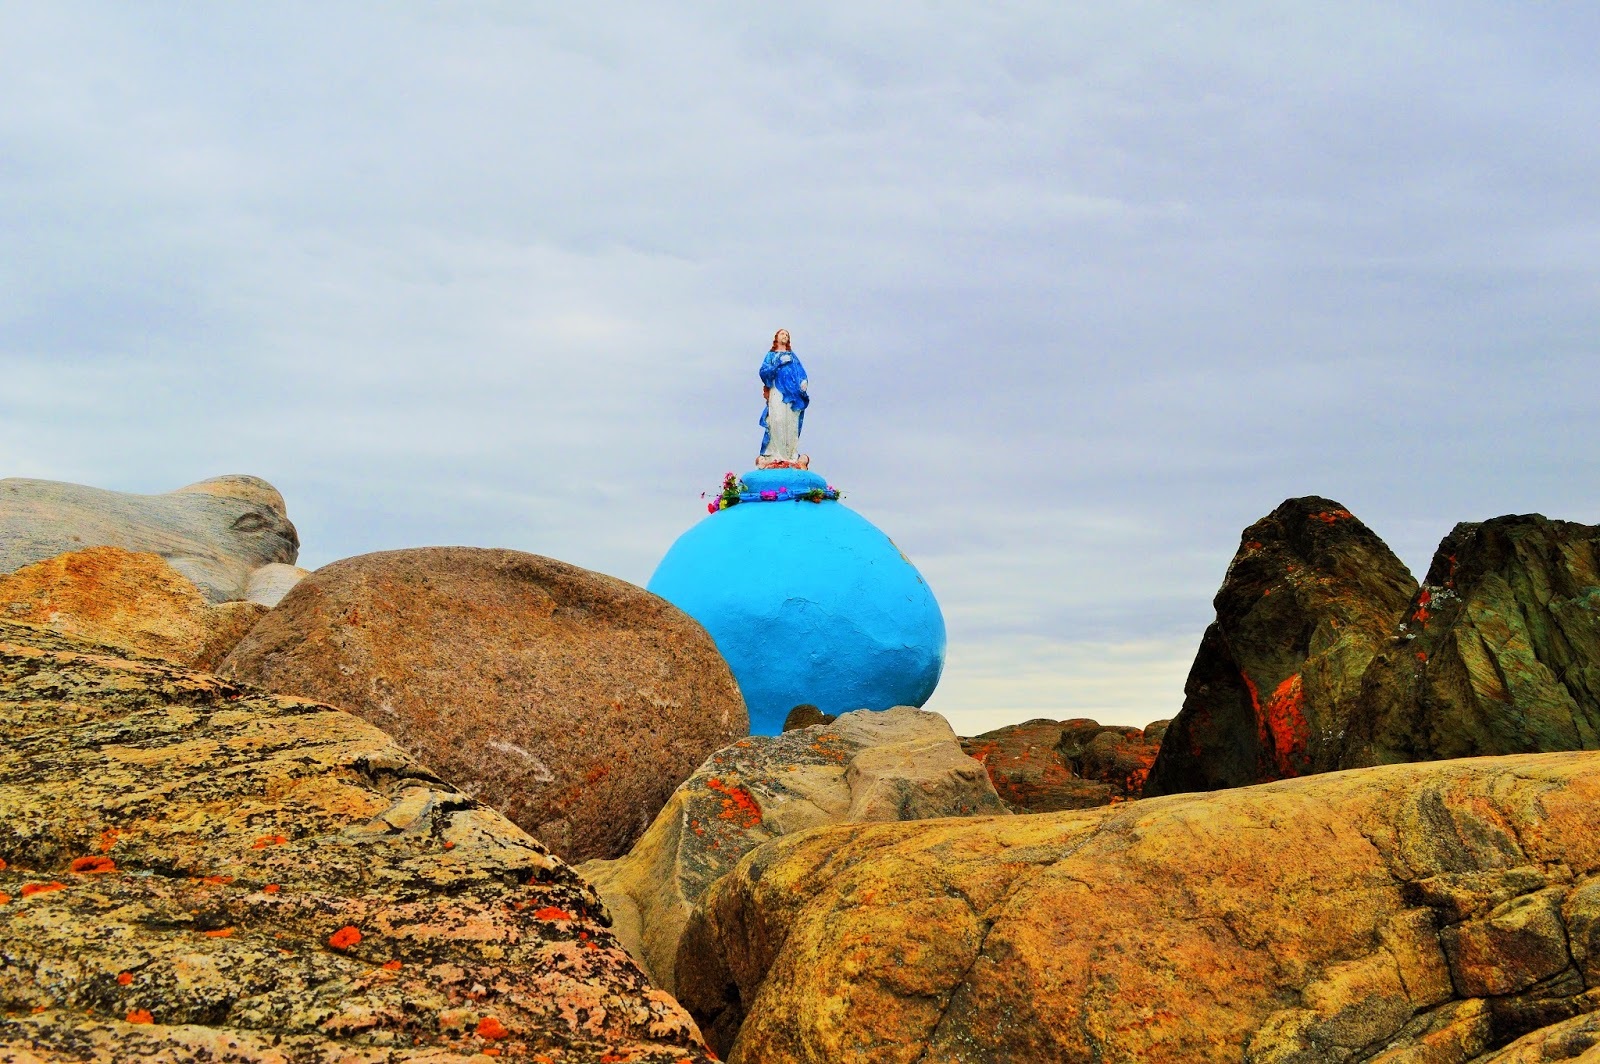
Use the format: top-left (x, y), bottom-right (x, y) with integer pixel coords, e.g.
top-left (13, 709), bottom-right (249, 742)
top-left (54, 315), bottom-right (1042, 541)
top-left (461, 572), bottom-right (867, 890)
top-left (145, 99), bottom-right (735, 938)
top-left (1310, 509), bottom-right (1353, 523)
top-left (327, 925), bottom-right (362, 950)
top-left (0, 893), bottom-right (11, 905)
top-left (69, 855), bottom-right (117, 874)
top-left (202, 928), bottom-right (235, 938)
top-left (705, 777), bottom-right (762, 828)
top-left (250, 834), bottom-right (288, 849)
top-left (125, 1009), bottom-right (153, 1025)
top-left (532, 906), bottom-right (574, 922)
top-left (382, 959), bottom-right (403, 971)
top-left (117, 972), bottom-right (133, 985)
top-left (1258, 673), bottom-right (1310, 779)
top-left (477, 1016), bottom-right (510, 1040)
top-left (97, 829), bottom-right (119, 853)
top-left (198, 874), bottom-right (234, 886)
top-left (20, 882), bottom-right (66, 897)
top-left (262, 884), bottom-right (281, 894)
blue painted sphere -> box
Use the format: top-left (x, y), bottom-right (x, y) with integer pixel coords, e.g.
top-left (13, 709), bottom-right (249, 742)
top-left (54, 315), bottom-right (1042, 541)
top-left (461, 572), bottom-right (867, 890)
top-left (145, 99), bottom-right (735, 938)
top-left (648, 469), bottom-right (946, 735)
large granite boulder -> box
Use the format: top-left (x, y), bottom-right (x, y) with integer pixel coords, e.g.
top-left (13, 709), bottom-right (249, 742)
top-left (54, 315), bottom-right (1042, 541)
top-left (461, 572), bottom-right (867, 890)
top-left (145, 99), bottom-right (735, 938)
top-left (676, 749), bottom-right (1600, 1063)
top-left (1348, 514), bottom-right (1600, 766)
top-left (961, 717), bottom-right (1167, 810)
top-left (219, 547), bottom-right (748, 863)
top-left (0, 475), bottom-right (300, 604)
top-left (577, 707), bottom-right (1008, 1001)
top-left (0, 546), bottom-right (265, 670)
top-left (0, 621), bottom-right (712, 1062)
top-left (1144, 496), bottom-right (1417, 796)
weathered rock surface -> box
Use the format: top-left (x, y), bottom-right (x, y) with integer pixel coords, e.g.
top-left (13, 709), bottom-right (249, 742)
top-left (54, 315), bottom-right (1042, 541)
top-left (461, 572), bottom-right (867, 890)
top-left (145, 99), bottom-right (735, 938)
top-left (1477, 1010), bottom-right (1600, 1061)
top-left (677, 750), bottom-right (1600, 1063)
top-left (0, 475), bottom-right (300, 604)
top-left (577, 707), bottom-right (1008, 1000)
top-left (243, 561), bottom-right (311, 607)
top-left (781, 704), bottom-right (835, 731)
top-left (0, 621), bottom-right (712, 1062)
top-left (1144, 496), bottom-right (1418, 796)
top-left (1349, 515), bottom-right (1600, 767)
top-left (219, 547), bottom-right (748, 863)
top-left (961, 717), bottom-right (1167, 810)
top-left (0, 546), bottom-right (266, 670)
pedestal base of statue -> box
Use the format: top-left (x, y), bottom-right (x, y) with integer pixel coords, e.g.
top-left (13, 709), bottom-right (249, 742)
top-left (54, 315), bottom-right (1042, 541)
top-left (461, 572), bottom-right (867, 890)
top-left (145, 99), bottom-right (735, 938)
top-left (648, 468), bottom-right (946, 735)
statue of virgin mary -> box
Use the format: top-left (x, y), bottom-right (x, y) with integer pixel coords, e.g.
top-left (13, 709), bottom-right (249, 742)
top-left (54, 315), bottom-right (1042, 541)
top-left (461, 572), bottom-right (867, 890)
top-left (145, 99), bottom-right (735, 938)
top-left (757, 329), bottom-right (810, 469)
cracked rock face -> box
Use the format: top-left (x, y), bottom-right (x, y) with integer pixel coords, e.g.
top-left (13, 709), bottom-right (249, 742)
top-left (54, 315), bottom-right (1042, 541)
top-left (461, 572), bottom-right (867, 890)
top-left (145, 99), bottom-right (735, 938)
top-left (0, 475), bottom-right (300, 604)
top-left (219, 546), bottom-right (749, 864)
top-left (1145, 496), bottom-right (1418, 796)
top-left (1348, 514), bottom-right (1600, 767)
top-left (676, 749), bottom-right (1600, 1063)
top-left (576, 707), bottom-right (1008, 1010)
top-left (0, 621), bottom-right (713, 1062)
top-left (960, 717), bottom-right (1167, 810)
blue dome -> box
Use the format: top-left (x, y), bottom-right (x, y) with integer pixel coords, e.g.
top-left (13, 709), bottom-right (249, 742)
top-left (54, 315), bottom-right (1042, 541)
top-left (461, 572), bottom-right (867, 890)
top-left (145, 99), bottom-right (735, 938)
top-left (648, 472), bottom-right (946, 735)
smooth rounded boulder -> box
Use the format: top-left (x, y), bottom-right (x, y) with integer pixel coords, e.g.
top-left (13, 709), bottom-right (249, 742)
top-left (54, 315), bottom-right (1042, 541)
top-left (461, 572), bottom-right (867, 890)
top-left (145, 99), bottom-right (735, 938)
top-left (220, 547), bottom-right (748, 863)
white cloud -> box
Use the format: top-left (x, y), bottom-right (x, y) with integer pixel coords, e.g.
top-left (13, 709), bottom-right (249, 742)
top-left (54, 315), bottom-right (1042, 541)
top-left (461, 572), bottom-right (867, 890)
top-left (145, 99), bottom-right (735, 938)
top-left (3, 4), bottom-right (1598, 729)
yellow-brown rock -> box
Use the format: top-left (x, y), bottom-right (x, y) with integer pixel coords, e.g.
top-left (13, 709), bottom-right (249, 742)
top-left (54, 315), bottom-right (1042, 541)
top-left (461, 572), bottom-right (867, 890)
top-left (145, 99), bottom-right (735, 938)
top-left (578, 707), bottom-right (1006, 1001)
top-left (678, 751), bottom-right (1600, 1062)
top-left (0, 621), bottom-right (713, 1063)
top-left (0, 546), bottom-right (265, 669)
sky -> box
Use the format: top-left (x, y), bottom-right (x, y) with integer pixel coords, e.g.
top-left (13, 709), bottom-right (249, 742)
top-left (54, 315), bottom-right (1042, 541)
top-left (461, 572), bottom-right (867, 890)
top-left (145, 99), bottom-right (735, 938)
top-left (3, 4), bottom-right (1598, 736)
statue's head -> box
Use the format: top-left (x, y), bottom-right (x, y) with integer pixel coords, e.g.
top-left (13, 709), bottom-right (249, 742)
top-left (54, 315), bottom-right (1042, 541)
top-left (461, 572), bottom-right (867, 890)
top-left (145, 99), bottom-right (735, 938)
top-left (772, 329), bottom-right (791, 351)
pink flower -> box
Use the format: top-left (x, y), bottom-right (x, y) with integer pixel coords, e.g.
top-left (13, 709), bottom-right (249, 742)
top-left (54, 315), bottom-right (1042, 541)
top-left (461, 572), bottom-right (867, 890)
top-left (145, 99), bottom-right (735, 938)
top-left (760, 490), bottom-right (777, 501)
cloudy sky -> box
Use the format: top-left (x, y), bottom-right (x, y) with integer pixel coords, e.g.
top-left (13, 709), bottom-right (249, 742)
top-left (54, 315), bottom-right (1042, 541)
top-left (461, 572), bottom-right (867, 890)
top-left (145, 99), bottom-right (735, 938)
top-left (3, 4), bottom-right (1597, 735)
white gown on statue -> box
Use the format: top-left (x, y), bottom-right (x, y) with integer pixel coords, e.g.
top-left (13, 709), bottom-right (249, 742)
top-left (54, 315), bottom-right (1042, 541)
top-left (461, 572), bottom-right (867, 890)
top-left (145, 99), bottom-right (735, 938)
top-left (763, 388), bottom-right (802, 461)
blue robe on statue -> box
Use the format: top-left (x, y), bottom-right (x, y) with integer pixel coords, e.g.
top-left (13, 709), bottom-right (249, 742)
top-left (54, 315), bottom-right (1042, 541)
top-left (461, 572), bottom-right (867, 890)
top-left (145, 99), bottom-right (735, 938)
top-left (759, 350), bottom-right (809, 455)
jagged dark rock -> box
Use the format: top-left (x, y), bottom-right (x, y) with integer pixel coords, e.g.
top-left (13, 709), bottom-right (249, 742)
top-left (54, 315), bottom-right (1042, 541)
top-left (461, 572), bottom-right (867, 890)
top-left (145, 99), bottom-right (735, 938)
top-left (1144, 496), bottom-right (1417, 796)
top-left (1347, 514), bottom-right (1600, 766)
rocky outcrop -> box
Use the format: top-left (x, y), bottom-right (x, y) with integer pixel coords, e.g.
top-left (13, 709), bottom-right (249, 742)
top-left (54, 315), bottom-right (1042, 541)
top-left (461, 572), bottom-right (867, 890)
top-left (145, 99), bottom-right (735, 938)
top-left (677, 750), bottom-right (1600, 1063)
top-left (1144, 496), bottom-right (1418, 796)
top-left (0, 475), bottom-right (300, 603)
top-left (219, 547), bottom-right (748, 863)
top-left (576, 707), bottom-right (1008, 1002)
top-left (0, 546), bottom-right (266, 670)
top-left (0, 621), bottom-right (712, 1062)
top-left (961, 717), bottom-right (1167, 810)
top-left (1349, 515), bottom-right (1600, 766)
top-left (243, 561), bottom-right (310, 607)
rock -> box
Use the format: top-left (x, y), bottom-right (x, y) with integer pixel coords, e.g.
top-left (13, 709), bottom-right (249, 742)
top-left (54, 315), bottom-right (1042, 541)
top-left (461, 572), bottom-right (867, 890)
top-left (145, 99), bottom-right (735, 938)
top-left (1474, 1009), bottom-right (1600, 1062)
top-left (676, 749), bottom-right (1600, 1062)
top-left (961, 717), bottom-right (1166, 810)
top-left (0, 621), bottom-right (713, 1062)
top-left (782, 704), bottom-right (835, 731)
top-left (1348, 514), bottom-right (1600, 766)
top-left (648, 467), bottom-right (946, 733)
top-left (218, 547), bottom-right (747, 864)
top-left (1144, 496), bottom-right (1417, 796)
top-left (0, 546), bottom-right (267, 670)
top-left (576, 707), bottom-right (1007, 1001)
top-left (0, 475), bottom-right (300, 603)
top-left (243, 561), bottom-right (310, 607)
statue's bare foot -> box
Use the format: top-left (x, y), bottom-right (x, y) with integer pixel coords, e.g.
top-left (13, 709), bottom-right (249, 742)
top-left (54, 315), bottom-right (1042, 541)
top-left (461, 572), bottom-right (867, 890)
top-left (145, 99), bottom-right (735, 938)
top-left (796, 454), bottom-right (810, 470)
